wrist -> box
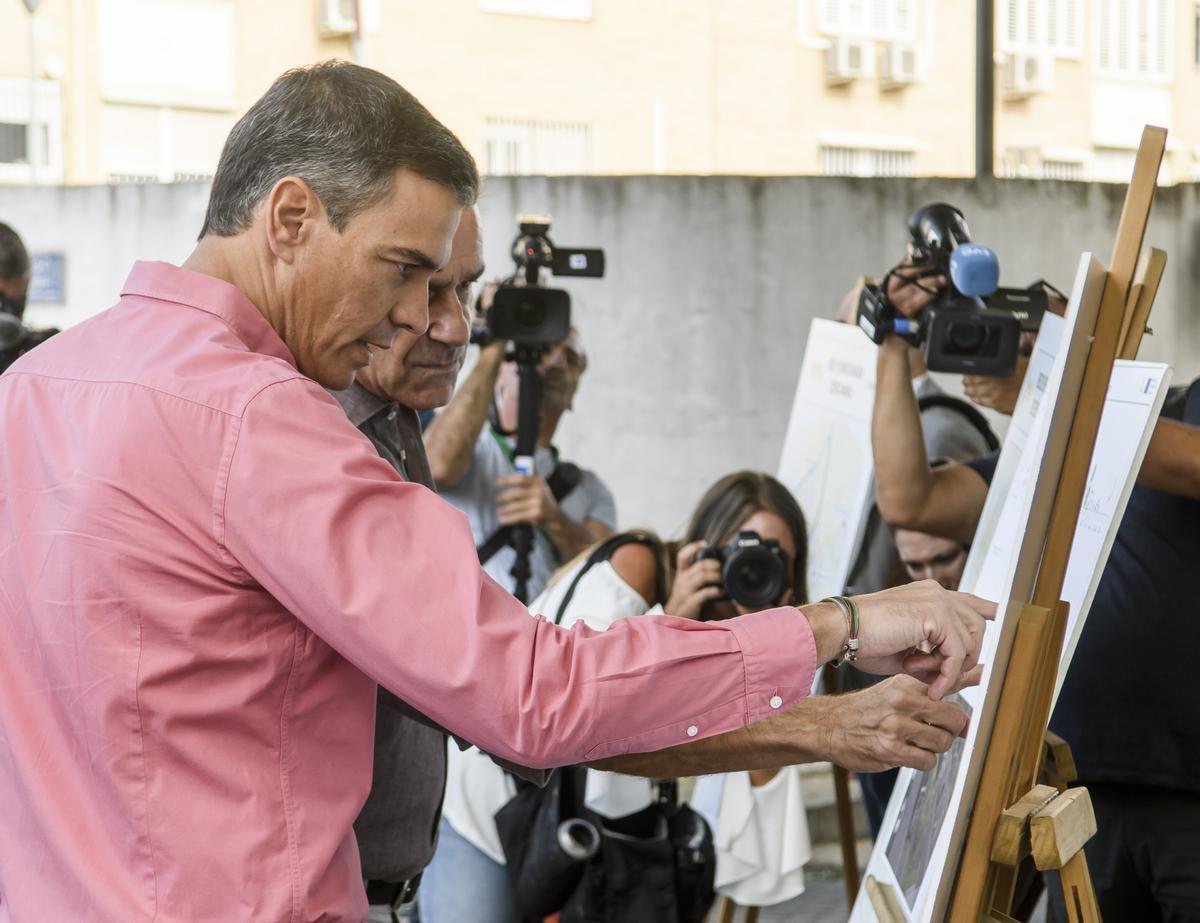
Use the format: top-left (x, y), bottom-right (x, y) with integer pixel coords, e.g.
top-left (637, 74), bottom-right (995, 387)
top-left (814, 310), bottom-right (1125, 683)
top-left (799, 600), bottom-right (848, 664)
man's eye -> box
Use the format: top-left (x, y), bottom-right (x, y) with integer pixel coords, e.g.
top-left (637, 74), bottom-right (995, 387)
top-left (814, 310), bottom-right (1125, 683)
top-left (395, 262), bottom-right (418, 279)
top-left (456, 283), bottom-right (472, 302)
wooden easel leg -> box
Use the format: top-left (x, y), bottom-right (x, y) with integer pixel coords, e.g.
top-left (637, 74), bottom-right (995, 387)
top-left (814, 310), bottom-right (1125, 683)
top-left (1060, 852), bottom-right (1103, 923)
top-left (823, 662), bottom-right (862, 906)
top-left (713, 896), bottom-right (736, 923)
top-left (743, 906), bottom-right (760, 923)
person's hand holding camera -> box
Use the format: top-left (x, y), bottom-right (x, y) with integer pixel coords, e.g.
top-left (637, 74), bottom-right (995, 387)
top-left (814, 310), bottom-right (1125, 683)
top-left (495, 473), bottom-right (558, 528)
top-left (963, 354), bottom-right (1027, 415)
top-left (664, 541), bottom-right (725, 620)
top-left (885, 260), bottom-right (946, 320)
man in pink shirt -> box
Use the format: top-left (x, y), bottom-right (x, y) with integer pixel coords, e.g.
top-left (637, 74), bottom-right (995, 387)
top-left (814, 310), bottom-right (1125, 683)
top-left (0, 62), bottom-right (991, 922)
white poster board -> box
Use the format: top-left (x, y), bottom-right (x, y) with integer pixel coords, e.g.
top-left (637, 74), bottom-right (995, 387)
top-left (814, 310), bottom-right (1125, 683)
top-left (777, 318), bottom-right (881, 602)
top-left (850, 253), bottom-right (1170, 922)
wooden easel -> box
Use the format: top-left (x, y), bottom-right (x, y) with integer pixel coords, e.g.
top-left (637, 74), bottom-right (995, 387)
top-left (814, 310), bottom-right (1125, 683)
top-left (861, 124), bottom-right (1168, 923)
top-left (941, 124), bottom-right (1168, 923)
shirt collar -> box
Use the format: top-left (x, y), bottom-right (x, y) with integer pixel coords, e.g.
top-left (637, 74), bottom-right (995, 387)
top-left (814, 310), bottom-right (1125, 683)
top-left (120, 261), bottom-right (297, 367)
top-left (328, 380), bottom-right (396, 427)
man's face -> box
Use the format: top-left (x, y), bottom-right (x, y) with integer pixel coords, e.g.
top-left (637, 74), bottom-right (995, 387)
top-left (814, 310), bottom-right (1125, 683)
top-left (355, 207), bottom-right (484, 410)
top-left (0, 272), bottom-right (29, 318)
top-left (280, 168), bottom-right (462, 389)
top-left (496, 333), bottom-right (586, 421)
top-left (894, 529), bottom-right (967, 590)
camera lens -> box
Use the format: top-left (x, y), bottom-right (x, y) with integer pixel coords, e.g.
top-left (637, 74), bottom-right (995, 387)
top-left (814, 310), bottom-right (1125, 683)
top-left (947, 321), bottom-right (984, 351)
top-left (723, 545), bottom-right (786, 609)
top-left (515, 299), bottom-right (544, 329)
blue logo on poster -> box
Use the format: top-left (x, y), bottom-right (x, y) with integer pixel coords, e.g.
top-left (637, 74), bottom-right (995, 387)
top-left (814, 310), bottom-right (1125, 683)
top-left (29, 252), bottom-right (66, 304)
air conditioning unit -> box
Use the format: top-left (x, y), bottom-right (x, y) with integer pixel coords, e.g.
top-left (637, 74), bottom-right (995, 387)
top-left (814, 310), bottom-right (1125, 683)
top-left (318, 0), bottom-right (358, 36)
top-left (878, 42), bottom-right (919, 89)
top-left (1003, 52), bottom-right (1053, 100)
top-left (825, 39), bottom-right (869, 86)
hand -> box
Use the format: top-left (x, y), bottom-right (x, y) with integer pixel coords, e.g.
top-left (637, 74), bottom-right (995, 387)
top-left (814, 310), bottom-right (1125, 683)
top-left (824, 674), bottom-right (971, 772)
top-left (664, 541), bottom-right (725, 620)
top-left (495, 473), bottom-right (556, 528)
top-left (851, 580), bottom-right (995, 700)
top-left (885, 261), bottom-right (946, 319)
top-left (963, 353), bottom-right (1028, 415)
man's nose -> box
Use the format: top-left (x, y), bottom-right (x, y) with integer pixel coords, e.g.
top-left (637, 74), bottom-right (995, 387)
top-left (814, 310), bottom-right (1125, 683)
top-left (541, 345), bottom-right (567, 370)
top-left (429, 292), bottom-right (470, 349)
top-left (390, 287), bottom-right (430, 338)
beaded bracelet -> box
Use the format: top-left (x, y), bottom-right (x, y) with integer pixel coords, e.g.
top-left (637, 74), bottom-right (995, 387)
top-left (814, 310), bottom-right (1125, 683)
top-left (823, 595), bottom-right (860, 666)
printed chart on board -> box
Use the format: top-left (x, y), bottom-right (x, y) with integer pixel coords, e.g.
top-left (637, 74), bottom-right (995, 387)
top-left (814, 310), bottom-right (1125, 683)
top-left (777, 318), bottom-right (880, 603)
top-left (850, 253), bottom-right (1170, 923)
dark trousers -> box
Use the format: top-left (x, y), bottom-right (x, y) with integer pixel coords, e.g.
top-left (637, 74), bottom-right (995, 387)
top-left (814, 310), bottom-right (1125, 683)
top-left (1046, 782), bottom-right (1200, 923)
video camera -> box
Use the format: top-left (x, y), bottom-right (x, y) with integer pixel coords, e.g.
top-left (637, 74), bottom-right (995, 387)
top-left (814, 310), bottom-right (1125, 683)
top-left (856, 203), bottom-right (1046, 376)
top-left (471, 214), bottom-right (604, 347)
top-left (0, 296), bottom-right (56, 375)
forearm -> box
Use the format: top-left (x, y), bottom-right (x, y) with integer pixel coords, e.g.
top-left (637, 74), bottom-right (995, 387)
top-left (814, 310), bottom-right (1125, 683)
top-left (424, 343), bottom-right (506, 486)
top-left (541, 510), bottom-right (612, 561)
top-left (872, 337), bottom-right (936, 527)
top-left (586, 698), bottom-right (833, 777)
top-left (1137, 418), bottom-right (1200, 499)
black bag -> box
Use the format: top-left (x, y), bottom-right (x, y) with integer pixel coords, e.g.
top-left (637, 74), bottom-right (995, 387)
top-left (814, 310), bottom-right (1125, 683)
top-left (495, 533), bottom-right (714, 922)
top-left (560, 789), bottom-right (716, 923)
top-left (494, 765), bottom-right (599, 920)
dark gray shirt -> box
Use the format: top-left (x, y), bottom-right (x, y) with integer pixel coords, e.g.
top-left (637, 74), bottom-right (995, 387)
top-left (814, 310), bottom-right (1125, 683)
top-left (329, 383), bottom-right (549, 882)
top-left (330, 382), bottom-right (445, 882)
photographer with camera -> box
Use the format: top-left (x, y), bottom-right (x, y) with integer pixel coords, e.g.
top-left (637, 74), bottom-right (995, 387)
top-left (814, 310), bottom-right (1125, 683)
top-left (0, 222), bottom-right (57, 375)
top-left (425, 228), bottom-right (616, 603)
top-left (871, 253), bottom-right (1200, 922)
top-left (427, 471), bottom-right (974, 923)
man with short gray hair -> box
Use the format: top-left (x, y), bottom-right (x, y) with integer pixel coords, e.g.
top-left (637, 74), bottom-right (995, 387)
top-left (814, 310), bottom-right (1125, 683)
top-left (0, 61), bottom-right (991, 922)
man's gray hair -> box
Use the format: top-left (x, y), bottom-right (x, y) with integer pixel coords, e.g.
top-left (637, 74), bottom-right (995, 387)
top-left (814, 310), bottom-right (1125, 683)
top-left (0, 223), bottom-right (29, 280)
top-left (200, 61), bottom-right (479, 238)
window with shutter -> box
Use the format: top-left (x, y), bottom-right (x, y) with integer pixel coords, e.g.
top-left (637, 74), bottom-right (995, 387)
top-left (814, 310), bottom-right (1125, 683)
top-left (1094, 0), bottom-right (1173, 79)
top-left (1002, 0), bottom-right (1082, 54)
top-left (817, 0), bottom-right (916, 37)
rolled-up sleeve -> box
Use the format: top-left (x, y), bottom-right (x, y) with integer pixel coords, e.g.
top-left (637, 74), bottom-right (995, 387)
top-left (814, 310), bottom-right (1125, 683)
top-left (221, 379), bottom-right (818, 768)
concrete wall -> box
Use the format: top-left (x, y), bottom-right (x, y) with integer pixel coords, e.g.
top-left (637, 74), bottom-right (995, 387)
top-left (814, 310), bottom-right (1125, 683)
top-left (2, 176), bottom-right (1195, 534)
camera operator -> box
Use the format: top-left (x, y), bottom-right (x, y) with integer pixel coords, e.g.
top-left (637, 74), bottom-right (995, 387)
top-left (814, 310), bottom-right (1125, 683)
top-left (0, 222), bottom-right (57, 374)
top-left (837, 281), bottom-right (998, 835)
top-left (425, 320), bottom-right (615, 602)
top-left (872, 263), bottom-right (1200, 923)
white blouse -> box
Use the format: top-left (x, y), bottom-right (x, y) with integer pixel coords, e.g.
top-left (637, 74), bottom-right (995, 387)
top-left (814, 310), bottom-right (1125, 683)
top-left (439, 558), bottom-right (653, 863)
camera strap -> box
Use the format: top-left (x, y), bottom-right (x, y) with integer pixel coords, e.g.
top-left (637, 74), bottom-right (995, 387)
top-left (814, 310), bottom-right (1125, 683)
top-left (552, 531), bottom-right (667, 625)
top-left (917, 393), bottom-right (1001, 453)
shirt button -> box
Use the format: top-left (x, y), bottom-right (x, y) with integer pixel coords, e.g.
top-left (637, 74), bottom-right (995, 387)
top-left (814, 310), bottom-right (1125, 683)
top-left (770, 695), bottom-right (783, 709)
top-left (686, 725), bottom-right (699, 737)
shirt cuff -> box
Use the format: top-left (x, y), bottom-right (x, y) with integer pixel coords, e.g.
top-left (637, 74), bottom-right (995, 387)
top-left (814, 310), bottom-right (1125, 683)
top-left (724, 605), bottom-right (819, 724)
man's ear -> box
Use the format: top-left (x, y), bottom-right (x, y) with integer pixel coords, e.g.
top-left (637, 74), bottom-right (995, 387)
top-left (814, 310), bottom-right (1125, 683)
top-left (264, 177), bottom-right (322, 265)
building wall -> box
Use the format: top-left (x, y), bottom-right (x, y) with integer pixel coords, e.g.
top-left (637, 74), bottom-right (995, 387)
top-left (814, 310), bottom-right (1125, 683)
top-left (3, 1), bottom-right (1199, 185)
top-left (3, 175), bottom-right (1194, 533)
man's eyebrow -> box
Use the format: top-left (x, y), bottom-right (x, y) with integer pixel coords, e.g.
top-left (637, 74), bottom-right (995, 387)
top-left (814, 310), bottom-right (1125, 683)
top-left (430, 264), bottom-right (486, 292)
top-left (382, 247), bottom-right (440, 271)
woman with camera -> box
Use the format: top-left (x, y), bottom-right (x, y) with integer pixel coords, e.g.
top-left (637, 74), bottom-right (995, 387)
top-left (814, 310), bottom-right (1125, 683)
top-left (420, 470), bottom-right (813, 923)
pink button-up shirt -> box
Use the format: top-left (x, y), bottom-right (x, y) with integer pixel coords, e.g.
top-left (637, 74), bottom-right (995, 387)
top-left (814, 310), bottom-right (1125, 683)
top-left (0, 262), bottom-right (818, 922)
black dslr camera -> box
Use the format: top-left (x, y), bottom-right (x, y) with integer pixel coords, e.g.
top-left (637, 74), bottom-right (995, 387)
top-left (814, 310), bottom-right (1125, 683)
top-left (696, 531), bottom-right (789, 609)
top-left (0, 296), bottom-right (57, 375)
top-left (857, 204), bottom-right (1043, 377)
top-left (472, 214), bottom-right (604, 347)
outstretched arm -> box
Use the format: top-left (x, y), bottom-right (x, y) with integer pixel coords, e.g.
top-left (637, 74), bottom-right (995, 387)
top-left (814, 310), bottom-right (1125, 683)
top-left (425, 340), bottom-right (506, 487)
